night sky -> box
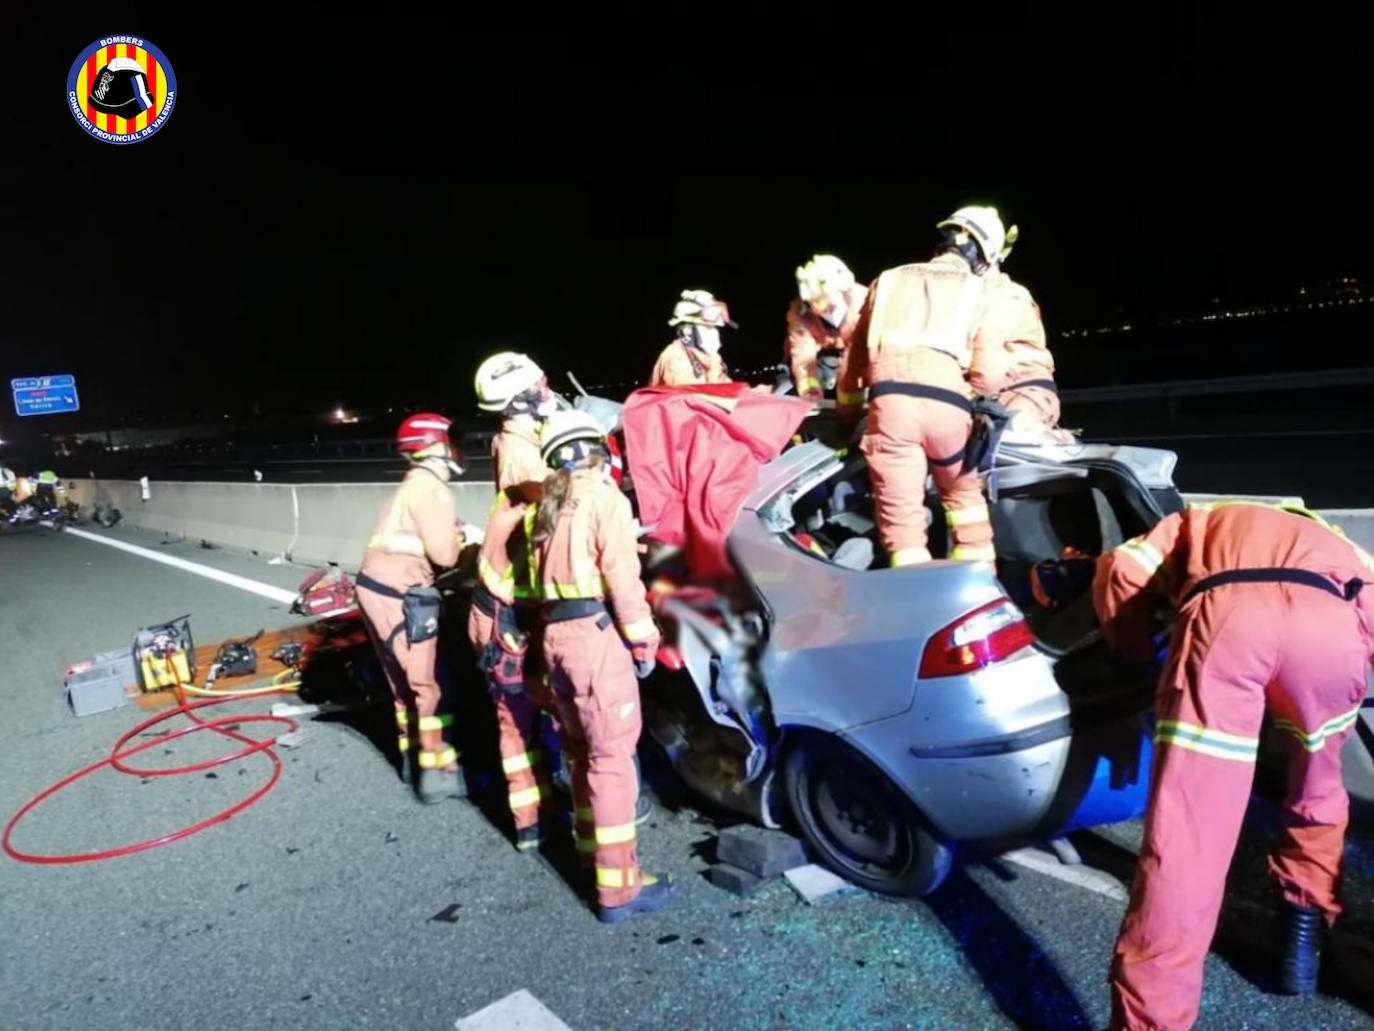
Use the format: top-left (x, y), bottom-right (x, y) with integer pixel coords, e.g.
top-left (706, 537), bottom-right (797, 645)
top-left (2, 16), bottom-right (1368, 435)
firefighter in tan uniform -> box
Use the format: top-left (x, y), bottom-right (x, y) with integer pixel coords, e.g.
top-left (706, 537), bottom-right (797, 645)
top-left (356, 413), bottom-right (476, 803)
top-left (785, 255), bottom-right (869, 400)
top-left (650, 290), bottom-right (737, 387)
top-left (837, 206), bottom-right (1015, 567)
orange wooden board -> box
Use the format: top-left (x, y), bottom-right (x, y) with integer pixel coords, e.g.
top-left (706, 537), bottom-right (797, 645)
top-left (128, 611), bottom-right (368, 710)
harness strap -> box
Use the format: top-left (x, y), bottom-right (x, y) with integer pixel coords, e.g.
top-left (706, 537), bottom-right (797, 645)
top-left (1002, 377), bottom-right (1058, 394)
top-left (868, 381), bottom-right (974, 415)
top-left (1183, 567), bottom-right (1365, 605)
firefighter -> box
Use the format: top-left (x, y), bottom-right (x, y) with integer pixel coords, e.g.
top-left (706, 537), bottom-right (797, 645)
top-left (961, 214), bottom-right (1072, 444)
top-left (835, 207), bottom-right (1014, 567)
top-left (1094, 501), bottom-right (1374, 1030)
top-left (356, 412), bottom-right (474, 804)
top-left (33, 469), bottom-right (60, 515)
top-left (531, 410), bottom-right (675, 923)
top-left (786, 255), bottom-right (869, 400)
top-left (650, 289), bottom-right (737, 387)
top-left (0, 466), bottom-right (16, 519)
top-left (469, 352), bottom-right (562, 849)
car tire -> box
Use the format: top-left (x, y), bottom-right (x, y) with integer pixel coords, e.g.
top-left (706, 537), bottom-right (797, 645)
top-left (783, 732), bottom-right (952, 897)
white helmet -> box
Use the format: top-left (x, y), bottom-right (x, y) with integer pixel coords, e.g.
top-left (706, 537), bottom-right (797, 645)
top-left (796, 255), bottom-right (856, 304)
top-left (667, 289), bottom-right (737, 329)
top-left (539, 410), bottom-right (608, 470)
top-left (937, 206), bottom-right (1019, 267)
top-left (474, 352), bottom-right (546, 413)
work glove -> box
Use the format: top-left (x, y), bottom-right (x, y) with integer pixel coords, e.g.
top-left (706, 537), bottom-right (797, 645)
top-left (458, 522), bottom-right (485, 546)
top-left (632, 637), bottom-right (660, 680)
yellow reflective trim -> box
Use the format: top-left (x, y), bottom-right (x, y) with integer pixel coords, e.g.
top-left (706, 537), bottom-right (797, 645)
top-left (418, 747), bottom-right (459, 768)
top-left (946, 504), bottom-right (990, 528)
top-left (1272, 705), bottom-right (1362, 753)
top-left (798, 376), bottom-right (821, 395)
top-left (890, 548), bottom-right (930, 567)
top-left (509, 786), bottom-right (542, 810)
top-left (950, 545), bottom-right (997, 561)
top-left (594, 822), bottom-right (637, 846)
top-left (540, 579), bottom-right (609, 601)
top-left (1117, 537), bottom-right (1167, 579)
top-left (417, 714), bottom-right (453, 732)
top-left (596, 866), bottom-right (639, 888)
top-left (479, 554), bottom-right (515, 588)
top-left (837, 389), bottom-right (866, 406)
top-left (396, 735), bottom-right (411, 752)
top-left (394, 710), bottom-right (410, 726)
top-left (620, 617), bottom-right (657, 642)
top-left (576, 836), bottom-right (598, 854)
top-left (502, 750), bottom-right (535, 774)
top-left (1154, 719), bottom-right (1258, 762)
top-left (575, 806), bottom-right (595, 821)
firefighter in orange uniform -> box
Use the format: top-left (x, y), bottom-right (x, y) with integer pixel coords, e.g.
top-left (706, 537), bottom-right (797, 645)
top-left (978, 226), bottom-right (1072, 444)
top-left (650, 290), bottom-right (737, 387)
top-left (356, 413), bottom-right (475, 803)
top-left (468, 352), bottom-right (560, 849)
top-left (531, 410), bottom-right (675, 923)
top-left (836, 206), bottom-right (1015, 567)
top-left (1094, 501), bottom-right (1374, 1029)
top-left (786, 255), bottom-right (869, 400)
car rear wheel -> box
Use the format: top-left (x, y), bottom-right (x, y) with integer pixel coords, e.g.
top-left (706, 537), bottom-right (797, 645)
top-left (783, 733), bottom-right (952, 897)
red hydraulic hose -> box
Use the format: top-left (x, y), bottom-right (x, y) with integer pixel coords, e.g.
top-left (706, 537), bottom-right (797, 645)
top-left (3, 683), bottom-right (298, 865)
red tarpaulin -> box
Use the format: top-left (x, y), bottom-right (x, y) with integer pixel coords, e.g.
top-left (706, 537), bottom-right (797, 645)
top-left (620, 383), bottom-right (813, 582)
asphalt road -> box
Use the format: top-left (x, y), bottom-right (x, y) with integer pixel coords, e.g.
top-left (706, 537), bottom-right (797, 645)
top-left (2, 524), bottom-right (1372, 1030)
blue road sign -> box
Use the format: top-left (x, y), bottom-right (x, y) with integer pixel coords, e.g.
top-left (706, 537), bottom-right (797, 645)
top-left (11, 375), bottom-right (80, 417)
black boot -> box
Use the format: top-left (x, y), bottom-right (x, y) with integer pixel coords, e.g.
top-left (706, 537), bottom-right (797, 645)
top-left (1277, 902), bottom-right (1324, 995)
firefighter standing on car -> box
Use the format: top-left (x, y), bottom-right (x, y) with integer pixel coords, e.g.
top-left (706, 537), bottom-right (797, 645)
top-left (978, 225), bottom-right (1072, 444)
top-left (530, 410), bottom-right (675, 923)
top-left (356, 413), bottom-right (476, 804)
top-left (650, 290), bottom-right (738, 387)
top-left (786, 255), bottom-right (869, 400)
top-left (469, 352), bottom-right (562, 849)
top-left (835, 206), bottom-right (1015, 567)
top-left (1093, 501), bottom-right (1374, 1030)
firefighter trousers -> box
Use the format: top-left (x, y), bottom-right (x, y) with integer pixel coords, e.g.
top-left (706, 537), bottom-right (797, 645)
top-left (862, 389), bottom-right (994, 566)
top-left (1110, 585), bottom-right (1367, 1031)
top-left (541, 611), bottom-right (645, 908)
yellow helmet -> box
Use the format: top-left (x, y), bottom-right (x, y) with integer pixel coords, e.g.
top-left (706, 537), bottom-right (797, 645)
top-left (474, 352), bottom-right (546, 413)
top-left (937, 206), bottom-right (1019, 266)
top-left (796, 254), bottom-right (856, 304)
top-left (667, 289), bottom-right (737, 329)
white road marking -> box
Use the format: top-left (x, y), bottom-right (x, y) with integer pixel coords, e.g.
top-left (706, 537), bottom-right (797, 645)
top-left (64, 527), bottom-right (299, 605)
top-left (998, 846), bottom-right (1130, 902)
top-left (455, 989), bottom-right (574, 1030)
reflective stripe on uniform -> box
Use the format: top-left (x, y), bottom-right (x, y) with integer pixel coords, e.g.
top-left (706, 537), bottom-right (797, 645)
top-left (576, 836), bottom-right (598, 854)
top-left (1117, 537), bottom-right (1168, 579)
top-left (397, 735), bottom-right (411, 752)
top-left (837, 389), bottom-right (866, 407)
top-left (509, 786), bottom-right (542, 810)
top-left (798, 376), bottom-right (821, 395)
top-left (394, 710), bottom-right (409, 726)
top-left (890, 548), bottom-right (930, 567)
top-left (950, 544), bottom-right (997, 561)
top-left (417, 714), bottom-right (453, 732)
top-left (946, 504), bottom-right (990, 528)
top-left (594, 822), bottom-right (636, 846)
top-left (418, 746), bottom-right (459, 768)
top-left (502, 750), bottom-right (537, 774)
top-left (1272, 705), bottom-right (1363, 753)
top-left (596, 866), bottom-right (641, 889)
top-left (479, 554), bottom-right (515, 596)
top-left (621, 617), bottom-right (657, 642)
top-left (1154, 719), bottom-right (1258, 762)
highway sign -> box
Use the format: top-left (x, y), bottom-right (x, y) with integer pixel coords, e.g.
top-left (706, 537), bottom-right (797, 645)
top-left (11, 374), bottom-right (80, 417)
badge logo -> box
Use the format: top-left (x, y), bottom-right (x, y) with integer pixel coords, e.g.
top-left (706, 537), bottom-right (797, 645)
top-left (67, 36), bottom-right (177, 144)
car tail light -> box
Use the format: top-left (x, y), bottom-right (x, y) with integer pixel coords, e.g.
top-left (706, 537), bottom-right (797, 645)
top-left (918, 599), bottom-right (1036, 678)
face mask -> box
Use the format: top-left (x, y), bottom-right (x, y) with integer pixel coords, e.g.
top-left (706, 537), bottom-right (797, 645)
top-left (695, 326), bottom-right (722, 355)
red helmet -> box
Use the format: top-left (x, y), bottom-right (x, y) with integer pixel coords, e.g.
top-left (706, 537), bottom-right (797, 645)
top-left (396, 412), bottom-right (453, 454)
